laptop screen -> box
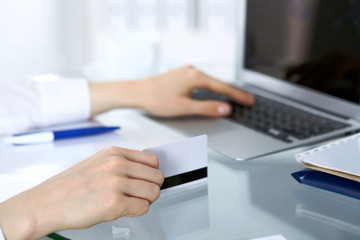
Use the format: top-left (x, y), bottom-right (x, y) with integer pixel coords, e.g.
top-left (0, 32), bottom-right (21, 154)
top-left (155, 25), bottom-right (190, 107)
top-left (244, 0), bottom-right (360, 104)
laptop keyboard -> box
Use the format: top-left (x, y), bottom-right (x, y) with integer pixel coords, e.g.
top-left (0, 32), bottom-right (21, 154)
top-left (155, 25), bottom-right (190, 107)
top-left (192, 89), bottom-right (350, 143)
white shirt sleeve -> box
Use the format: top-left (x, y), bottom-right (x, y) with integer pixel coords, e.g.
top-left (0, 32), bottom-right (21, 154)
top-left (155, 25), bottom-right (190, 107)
top-left (0, 226), bottom-right (5, 240)
top-left (0, 75), bottom-right (91, 136)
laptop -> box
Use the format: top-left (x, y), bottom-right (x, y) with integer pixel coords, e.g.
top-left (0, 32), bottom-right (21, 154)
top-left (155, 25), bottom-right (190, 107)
top-left (154, 0), bottom-right (360, 161)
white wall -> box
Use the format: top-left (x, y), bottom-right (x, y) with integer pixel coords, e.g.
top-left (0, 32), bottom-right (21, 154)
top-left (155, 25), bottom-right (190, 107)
top-left (0, 0), bottom-right (60, 78)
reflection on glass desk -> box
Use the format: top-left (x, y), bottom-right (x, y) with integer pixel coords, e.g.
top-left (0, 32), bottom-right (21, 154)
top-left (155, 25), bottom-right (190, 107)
top-left (57, 147), bottom-right (360, 240)
top-left (294, 192), bottom-right (360, 236)
top-left (58, 182), bottom-right (209, 240)
top-left (206, 148), bottom-right (360, 240)
top-left (246, 158), bottom-right (360, 239)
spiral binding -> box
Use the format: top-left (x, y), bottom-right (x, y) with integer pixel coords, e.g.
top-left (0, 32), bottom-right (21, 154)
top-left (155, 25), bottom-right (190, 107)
top-left (295, 132), bottom-right (360, 163)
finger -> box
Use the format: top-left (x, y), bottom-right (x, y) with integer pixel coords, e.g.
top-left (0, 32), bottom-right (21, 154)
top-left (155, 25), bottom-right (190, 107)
top-left (179, 98), bottom-right (232, 117)
top-left (124, 162), bottom-right (164, 187)
top-left (121, 178), bottom-right (161, 204)
top-left (194, 72), bottom-right (255, 106)
top-left (120, 196), bottom-right (151, 217)
top-left (99, 148), bottom-right (163, 186)
top-left (110, 147), bottom-right (160, 169)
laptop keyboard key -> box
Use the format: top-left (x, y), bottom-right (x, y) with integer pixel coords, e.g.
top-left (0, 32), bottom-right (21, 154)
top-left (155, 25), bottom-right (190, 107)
top-left (192, 89), bottom-right (350, 143)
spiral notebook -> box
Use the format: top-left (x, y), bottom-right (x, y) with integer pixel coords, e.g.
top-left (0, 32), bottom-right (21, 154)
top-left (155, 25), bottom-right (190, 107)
top-left (295, 133), bottom-right (360, 182)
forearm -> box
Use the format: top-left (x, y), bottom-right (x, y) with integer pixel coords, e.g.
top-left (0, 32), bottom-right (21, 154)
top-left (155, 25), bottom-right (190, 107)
top-left (88, 65), bottom-right (254, 118)
top-left (88, 79), bottom-right (152, 116)
top-left (0, 146), bottom-right (163, 240)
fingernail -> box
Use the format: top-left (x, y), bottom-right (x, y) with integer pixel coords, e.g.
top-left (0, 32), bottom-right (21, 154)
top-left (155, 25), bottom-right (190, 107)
top-left (218, 104), bottom-right (230, 115)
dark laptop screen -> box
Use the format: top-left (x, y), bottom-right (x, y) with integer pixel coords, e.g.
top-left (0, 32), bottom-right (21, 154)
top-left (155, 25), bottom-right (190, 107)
top-left (244, 0), bottom-right (360, 103)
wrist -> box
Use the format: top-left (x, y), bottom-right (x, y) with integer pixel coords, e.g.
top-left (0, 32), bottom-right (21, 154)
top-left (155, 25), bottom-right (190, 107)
top-left (0, 190), bottom-right (56, 240)
top-left (88, 79), bottom-right (152, 116)
top-left (0, 200), bottom-right (37, 240)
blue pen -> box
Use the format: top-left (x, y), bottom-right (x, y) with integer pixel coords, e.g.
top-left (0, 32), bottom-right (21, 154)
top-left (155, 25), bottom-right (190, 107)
top-left (5, 126), bottom-right (120, 145)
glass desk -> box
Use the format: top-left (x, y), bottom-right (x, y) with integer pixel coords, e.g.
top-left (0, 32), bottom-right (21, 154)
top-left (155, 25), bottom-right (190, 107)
top-left (60, 110), bottom-right (360, 240)
top-left (1, 109), bottom-right (359, 240)
top-left (58, 146), bottom-right (360, 240)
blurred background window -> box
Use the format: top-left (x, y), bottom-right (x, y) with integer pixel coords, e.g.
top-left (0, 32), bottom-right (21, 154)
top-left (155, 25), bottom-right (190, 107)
top-left (0, 0), bottom-right (237, 82)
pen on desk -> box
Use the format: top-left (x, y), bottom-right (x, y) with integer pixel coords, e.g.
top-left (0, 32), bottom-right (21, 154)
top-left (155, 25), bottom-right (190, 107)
top-left (4, 126), bottom-right (120, 145)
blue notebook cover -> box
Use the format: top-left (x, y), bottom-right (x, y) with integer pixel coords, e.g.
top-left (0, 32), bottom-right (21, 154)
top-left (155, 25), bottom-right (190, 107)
top-left (291, 169), bottom-right (360, 200)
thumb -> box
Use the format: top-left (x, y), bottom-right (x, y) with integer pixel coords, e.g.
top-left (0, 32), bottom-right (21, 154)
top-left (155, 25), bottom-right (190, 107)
top-left (185, 100), bottom-right (232, 117)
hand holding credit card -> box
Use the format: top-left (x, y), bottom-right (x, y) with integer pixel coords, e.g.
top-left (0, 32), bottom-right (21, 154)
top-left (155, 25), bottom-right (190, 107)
top-left (144, 135), bottom-right (208, 190)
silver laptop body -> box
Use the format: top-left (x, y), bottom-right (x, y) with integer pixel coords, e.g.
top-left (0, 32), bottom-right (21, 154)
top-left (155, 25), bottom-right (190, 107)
top-left (155, 0), bottom-right (360, 161)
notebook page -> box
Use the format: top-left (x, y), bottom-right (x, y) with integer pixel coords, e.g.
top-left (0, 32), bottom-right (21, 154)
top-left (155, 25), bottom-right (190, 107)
top-left (295, 133), bottom-right (360, 176)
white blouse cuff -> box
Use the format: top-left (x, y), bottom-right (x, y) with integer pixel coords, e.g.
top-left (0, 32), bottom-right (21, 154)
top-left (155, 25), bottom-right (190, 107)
top-left (0, 226), bottom-right (5, 240)
top-left (33, 75), bottom-right (91, 126)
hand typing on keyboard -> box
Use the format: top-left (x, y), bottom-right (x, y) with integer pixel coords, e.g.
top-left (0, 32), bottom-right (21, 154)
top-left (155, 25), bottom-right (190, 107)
top-left (126, 66), bottom-right (255, 118)
top-left (192, 89), bottom-right (350, 143)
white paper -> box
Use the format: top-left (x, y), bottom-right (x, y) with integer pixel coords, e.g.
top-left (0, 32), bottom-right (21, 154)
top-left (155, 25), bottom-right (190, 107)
top-left (295, 133), bottom-right (360, 176)
top-left (143, 134), bottom-right (208, 178)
